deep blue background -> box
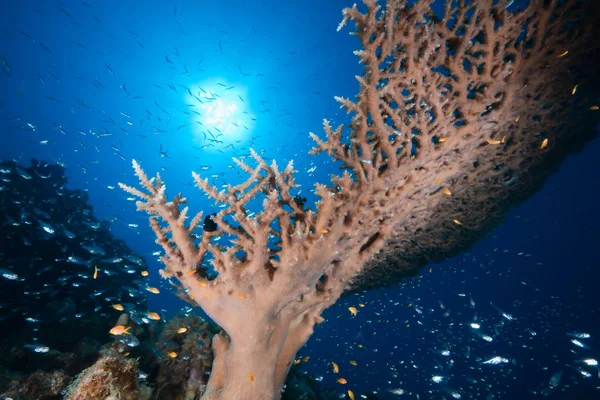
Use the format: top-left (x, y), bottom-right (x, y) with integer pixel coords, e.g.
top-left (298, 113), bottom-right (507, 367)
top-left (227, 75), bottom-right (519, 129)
top-left (1, 0), bottom-right (598, 398)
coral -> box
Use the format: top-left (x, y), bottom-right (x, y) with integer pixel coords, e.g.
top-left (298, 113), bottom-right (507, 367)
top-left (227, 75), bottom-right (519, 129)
top-left (0, 369), bottom-right (71, 400)
top-left (154, 314), bottom-right (216, 400)
top-left (327, 0), bottom-right (600, 290)
top-left (119, 0), bottom-right (600, 399)
top-left (139, 383), bottom-right (154, 400)
top-left (63, 355), bottom-right (141, 400)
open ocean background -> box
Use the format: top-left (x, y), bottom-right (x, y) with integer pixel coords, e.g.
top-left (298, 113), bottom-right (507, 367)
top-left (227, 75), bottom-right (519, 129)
top-left (1, 0), bottom-right (599, 398)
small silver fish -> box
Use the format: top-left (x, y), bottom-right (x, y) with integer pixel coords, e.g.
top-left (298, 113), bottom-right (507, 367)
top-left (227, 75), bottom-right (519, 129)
top-left (571, 339), bottom-right (590, 349)
top-left (24, 344), bottom-right (50, 353)
top-left (0, 268), bottom-right (18, 280)
top-left (568, 332), bottom-right (591, 339)
top-left (482, 356), bottom-right (509, 365)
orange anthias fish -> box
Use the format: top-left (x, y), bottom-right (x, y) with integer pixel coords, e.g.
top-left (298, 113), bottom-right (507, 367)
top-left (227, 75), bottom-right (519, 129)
top-left (147, 311), bottom-right (161, 320)
top-left (331, 361), bottom-right (339, 373)
top-left (109, 325), bottom-right (131, 336)
top-left (177, 327), bottom-right (187, 334)
top-left (146, 286), bottom-right (160, 294)
top-left (111, 303), bottom-right (124, 311)
top-left (337, 378), bottom-right (347, 384)
top-left (348, 307), bottom-right (358, 316)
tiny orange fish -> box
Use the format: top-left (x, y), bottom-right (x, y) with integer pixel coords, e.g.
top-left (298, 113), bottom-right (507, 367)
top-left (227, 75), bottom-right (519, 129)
top-left (557, 50), bottom-right (568, 58)
top-left (248, 374), bottom-right (254, 382)
top-left (540, 138), bottom-right (549, 150)
top-left (453, 219), bottom-right (464, 226)
top-left (572, 84), bottom-right (580, 95)
top-left (177, 327), bottom-right (187, 334)
top-left (167, 351), bottom-right (177, 358)
top-left (294, 359), bottom-right (301, 365)
top-left (146, 286), bottom-right (160, 294)
top-left (358, 303), bottom-right (365, 308)
top-left (303, 356), bottom-right (310, 362)
top-left (438, 137), bottom-right (448, 143)
top-left (515, 116), bottom-right (520, 122)
top-left (337, 378), bottom-right (347, 384)
top-left (317, 227), bottom-right (328, 234)
top-left (332, 361), bottom-right (339, 373)
top-left (486, 139), bottom-right (501, 145)
top-left (109, 325), bottom-right (131, 336)
top-left (442, 188), bottom-right (452, 196)
top-left (590, 105), bottom-right (599, 111)
top-left (435, 177), bottom-right (441, 185)
top-left (236, 293), bottom-right (246, 299)
top-left (348, 389), bottom-right (355, 400)
top-left (147, 311), bottom-right (161, 321)
top-left (111, 303), bottom-right (124, 311)
top-left (93, 265), bottom-right (98, 280)
top-left (349, 360), bottom-right (357, 366)
top-left (348, 307), bottom-right (358, 316)
top-left (141, 270), bottom-right (149, 277)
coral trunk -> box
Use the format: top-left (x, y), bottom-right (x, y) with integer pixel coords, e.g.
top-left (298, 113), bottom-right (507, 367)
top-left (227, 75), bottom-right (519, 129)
top-left (201, 324), bottom-right (300, 400)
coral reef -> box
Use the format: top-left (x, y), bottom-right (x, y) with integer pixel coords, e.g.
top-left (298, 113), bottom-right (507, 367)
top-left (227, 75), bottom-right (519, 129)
top-left (0, 369), bottom-right (71, 400)
top-left (63, 354), bottom-right (140, 400)
top-left (154, 314), bottom-right (216, 400)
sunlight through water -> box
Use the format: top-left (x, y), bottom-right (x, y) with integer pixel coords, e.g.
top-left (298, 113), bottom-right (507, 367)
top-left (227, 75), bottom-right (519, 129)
top-left (186, 78), bottom-right (255, 150)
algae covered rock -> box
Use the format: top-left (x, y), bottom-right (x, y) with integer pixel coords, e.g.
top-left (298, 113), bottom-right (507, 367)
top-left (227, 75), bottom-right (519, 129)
top-left (63, 355), bottom-right (140, 400)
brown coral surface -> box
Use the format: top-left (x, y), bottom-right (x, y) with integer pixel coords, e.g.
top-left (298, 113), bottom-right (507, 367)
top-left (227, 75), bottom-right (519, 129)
top-left (330, 0), bottom-right (600, 290)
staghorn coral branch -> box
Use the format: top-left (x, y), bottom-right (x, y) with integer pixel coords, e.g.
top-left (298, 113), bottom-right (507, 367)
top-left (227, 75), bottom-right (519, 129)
top-left (119, 149), bottom-right (332, 317)
top-left (189, 210), bottom-right (204, 232)
top-left (316, 0), bottom-right (600, 292)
